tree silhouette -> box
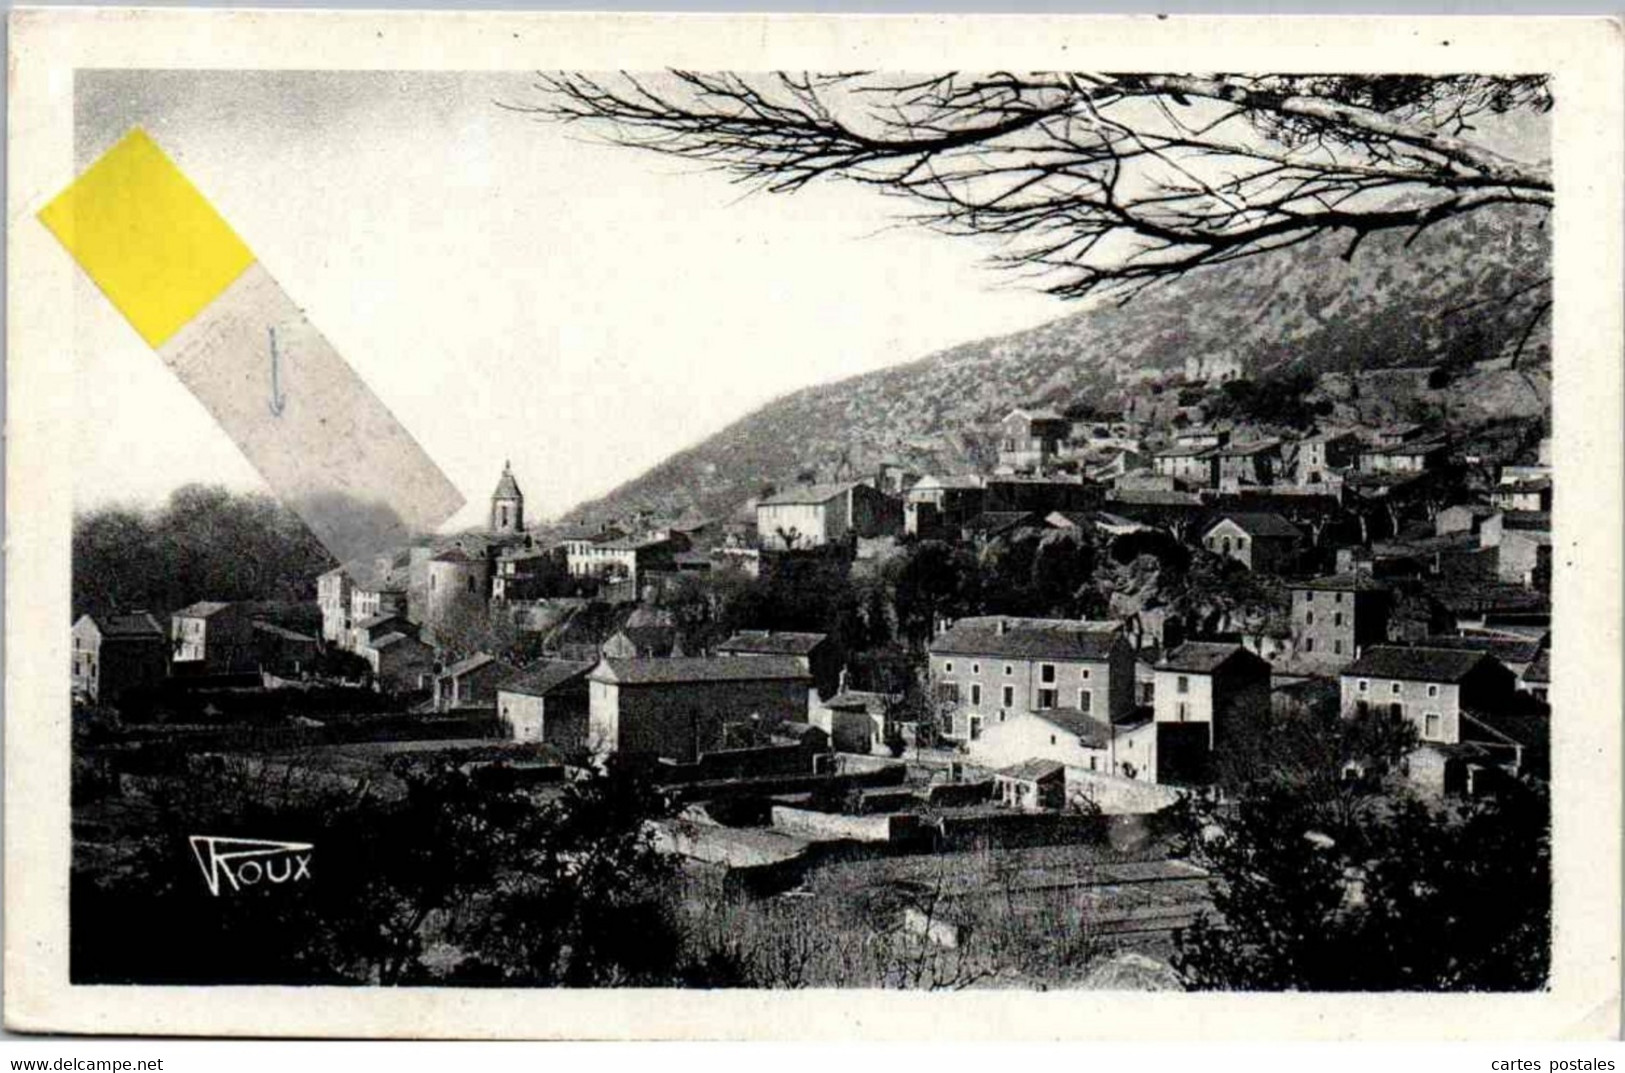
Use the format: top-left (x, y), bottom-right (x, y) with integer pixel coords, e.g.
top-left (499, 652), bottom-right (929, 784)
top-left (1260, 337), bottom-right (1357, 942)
top-left (523, 73), bottom-right (1550, 304)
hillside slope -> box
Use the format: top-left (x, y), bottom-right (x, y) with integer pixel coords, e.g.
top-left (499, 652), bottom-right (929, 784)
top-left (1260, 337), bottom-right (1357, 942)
top-left (568, 205), bottom-right (1550, 524)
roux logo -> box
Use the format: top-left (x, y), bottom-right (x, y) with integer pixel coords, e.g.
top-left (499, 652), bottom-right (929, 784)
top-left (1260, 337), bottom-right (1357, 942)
top-left (189, 836), bottom-right (313, 896)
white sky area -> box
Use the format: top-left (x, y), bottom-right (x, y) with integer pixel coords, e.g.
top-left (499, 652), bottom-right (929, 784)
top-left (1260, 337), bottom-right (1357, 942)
top-left (71, 70), bottom-right (1066, 529)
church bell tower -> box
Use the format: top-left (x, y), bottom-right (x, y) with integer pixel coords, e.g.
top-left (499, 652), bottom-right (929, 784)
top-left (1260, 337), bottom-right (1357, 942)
top-left (490, 460), bottom-right (524, 535)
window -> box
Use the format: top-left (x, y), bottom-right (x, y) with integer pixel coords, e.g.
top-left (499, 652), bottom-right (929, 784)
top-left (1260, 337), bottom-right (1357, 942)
top-left (1089, 756), bottom-right (1098, 772)
top-left (1003, 664), bottom-right (1013, 676)
top-left (1427, 684), bottom-right (1439, 698)
top-left (1079, 690), bottom-right (1093, 713)
top-left (1303, 591), bottom-right (1313, 604)
top-left (1176, 701), bottom-right (1190, 722)
top-left (1333, 612), bottom-right (1344, 627)
top-left (1140, 681), bottom-right (1155, 703)
top-left (1177, 675), bottom-right (1189, 694)
top-left (467, 576), bottom-right (477, 593)
top-left (972, 663), bottom-right (981, 675)
top-left (937, 682), bottom-right (960, 705)
top-left (1391, 682), bottom-right (1402, 695)
top-left (1040, 663), bottom-right (1056, 684)
top-left (1050, 734), bottom-right (1057, 745)
top-left (969, 716), bottom-right (983, 741)
top-left (1037, 688), bottom-right (1058, 709)
top-left (1333, 639), bottom-right (1343, 655)
top-left (1423, 712), bottom-right (1443, 741)
top-left (1358, 679), bottom-right (1369, 693)
top-left (1081, 667), bottom-right (1092, 680)
top-left (942, 713), bottom-right (955, 736)
top-left (1390, 702), bottom-right (1403, 720)
top-left (1002, 685), bottom-right (1014, 708)
top-left (970, 684), bottom-right (982, 707)
top-left (1334, 592), bottom-right (1344, 604)
top-left (1304, 637), bottom-right (1315, 652)
top-left (944, 661), bottom-right (953, 674)
top-left (1306, 610), bottom-right (1314, 626)
top-left (1238, 537), bottom-right (1248, 550)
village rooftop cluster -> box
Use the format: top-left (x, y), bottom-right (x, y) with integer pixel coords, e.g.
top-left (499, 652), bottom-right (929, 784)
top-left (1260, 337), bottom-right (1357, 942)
top-left (70, 357), bottom-right (1553, 967)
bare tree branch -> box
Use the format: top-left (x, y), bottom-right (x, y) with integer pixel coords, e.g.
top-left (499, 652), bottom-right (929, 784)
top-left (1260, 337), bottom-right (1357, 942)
top-left (510, 72), bottom-right (1551, 301)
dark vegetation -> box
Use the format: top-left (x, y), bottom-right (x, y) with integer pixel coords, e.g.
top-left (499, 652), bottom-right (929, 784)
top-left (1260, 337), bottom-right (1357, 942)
top-left (73, 485), bottom-right (335, 621)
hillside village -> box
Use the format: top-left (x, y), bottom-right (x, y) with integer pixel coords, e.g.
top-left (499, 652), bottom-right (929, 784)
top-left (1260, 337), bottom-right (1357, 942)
top-left (69, 340), bottom-right (1553, 985)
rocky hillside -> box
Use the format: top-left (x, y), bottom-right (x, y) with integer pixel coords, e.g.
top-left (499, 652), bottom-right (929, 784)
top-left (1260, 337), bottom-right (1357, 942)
top-left (568, 205), bottom-right (1551, 524)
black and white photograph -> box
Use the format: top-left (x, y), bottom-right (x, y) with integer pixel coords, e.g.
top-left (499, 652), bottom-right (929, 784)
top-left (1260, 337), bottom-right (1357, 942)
top-left (6, 9), bottom-right (1621, 1042)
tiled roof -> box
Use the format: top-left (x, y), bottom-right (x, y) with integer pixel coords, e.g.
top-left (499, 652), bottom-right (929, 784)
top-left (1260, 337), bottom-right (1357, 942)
top-left (1422, 634), bottom-right (1543, 667)
top-left (1292, 572), bottom-right (1389, 593)
top-left (252, 621), bottom-right (316, 642)
top-left (338, 554), bottom-right (410, 593)
top-left (930, 617), bottom-right (1121, 661)
top-left (962, 511), bottom-right (1039, 535)
top-left (1210, 440), bottom-right (1281, 457)
top-left (492, 463), bottom-right (522, 501)
top-left (1030, 708), bottom-right (1113, 749)
top-left (758, 482), bottom-right (859, 507)
top-left (432, 548), bottom-right (477, 564)
top-left (1109, 490), bottom-right (1204, 507)
top-left (1500, 510), bottom-right (1552, 532)
top-left (370, 632), bottom-right (416, 650)
top-left (593, 655), bottom-right (812, 685)
top-left (717, 630), bottom-right (827, 656)
top-left (1206, 512), bottom-right (1303, 540)
top-left (354, 612), bottom-right (408, 631)
top-left (1362, 439), bottom-right (1448, 457)
top-left (1156, 642), bottom-right (1256, 675)
top-left (998, 758), bottom-right (1066, 781)
top-left (499, 659), bottom-right (594, 697)
top-left (1009, 407), bottom-right (1065, 422)
top-left (443, 652), bottom-right (504, 678)
top-left (611, 625), bottom-right (680, 655)
top-left (80, 611), bottom-right (166, 639)
top-left (1341, 645), bottom-right (1493, 684)
top-left (174, 600), bottom-right (233, 619)
top-left (1153, 443), bottom-right (1214, 459)
top-left (1521, 650), bottom-right (1551, 684)
top-left (821, 690), bottom-right (897, 715)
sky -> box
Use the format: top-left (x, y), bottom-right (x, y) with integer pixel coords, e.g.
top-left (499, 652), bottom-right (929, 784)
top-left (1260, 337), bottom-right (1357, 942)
top-left (71, 70), bottom-right (1065, 529)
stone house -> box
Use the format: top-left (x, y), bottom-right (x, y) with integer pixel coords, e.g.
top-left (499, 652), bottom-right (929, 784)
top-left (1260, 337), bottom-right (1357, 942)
top-left (586, 655), bottom-right (813, 762)
top-left (1201, 513), bottom-right (1303, 573)
top-left (1294, 431), bottom-right (1359, 485)
top-left (993, 759), bottom-right (1067, 811)
top-left (904, 475), bottom-right (986, 537)
top-left (359, 631), bottom-right (435, 695)
top-left (496, 659), bottom-right (594, 746)
top-left (1339, 645), bottom-right (1527, 797)
top-left (715, 629), bottom-right (838, 699)
top-left (927, 616), bottom-right (1135, 745)
top-left (1151, 642), bottom-right (1272, 783)
top-left (1358, 439), bottom-right (1448, 476)
top-left (1151, 443), bottom-right (1217, 488)
top-left (1479, 511), bottom-right (1552, 587)
top-left (1210, 440), bottom-right (1283, 491)
top-left (964, 707), bottom-right (1115, 775)
top-left (433, 652), bottom-right (518, 711)
top-left (1288, 573), bottom-right (1392, 673)
top-left (70, 611), bottom-right (168, 707)
top-left (757, 482), bottom-right (902, 550)
top-left (997, 407), bottom-right (1070, 472)
top-left (170, 601), bottom-right (257, 674)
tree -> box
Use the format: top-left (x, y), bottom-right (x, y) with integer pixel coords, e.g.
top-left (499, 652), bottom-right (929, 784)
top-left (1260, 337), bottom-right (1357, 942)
top-left (525, 74), bottom-right (1551, 311)
top-left (1174, 779), bottom-right (1550, 991)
